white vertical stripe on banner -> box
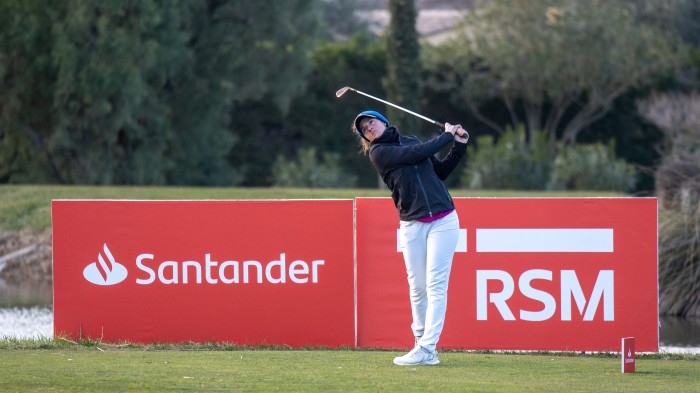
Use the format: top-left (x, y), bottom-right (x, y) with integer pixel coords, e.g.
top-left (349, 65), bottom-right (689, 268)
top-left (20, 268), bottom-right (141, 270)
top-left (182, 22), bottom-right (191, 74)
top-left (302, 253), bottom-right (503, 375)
top-left (476, 228), bottom-right (613, 252)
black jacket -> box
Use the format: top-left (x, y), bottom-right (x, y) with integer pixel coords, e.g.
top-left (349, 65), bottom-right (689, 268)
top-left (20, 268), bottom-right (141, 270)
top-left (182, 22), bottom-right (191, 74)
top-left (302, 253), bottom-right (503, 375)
top-left (369, 126), bottom-right (467, 221)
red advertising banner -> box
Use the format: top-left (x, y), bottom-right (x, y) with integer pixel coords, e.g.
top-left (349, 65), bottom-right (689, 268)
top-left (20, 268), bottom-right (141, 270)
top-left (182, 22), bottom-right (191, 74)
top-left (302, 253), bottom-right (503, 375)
top-left (52, 200), bottom-right (354, 347)
top-left (356, 198), bottom-right (658, 352)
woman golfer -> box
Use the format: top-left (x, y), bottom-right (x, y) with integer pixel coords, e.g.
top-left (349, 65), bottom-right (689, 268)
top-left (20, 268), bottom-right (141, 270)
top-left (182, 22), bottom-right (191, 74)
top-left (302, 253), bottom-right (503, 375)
top-left (352, 110), bottom-right (468, 366)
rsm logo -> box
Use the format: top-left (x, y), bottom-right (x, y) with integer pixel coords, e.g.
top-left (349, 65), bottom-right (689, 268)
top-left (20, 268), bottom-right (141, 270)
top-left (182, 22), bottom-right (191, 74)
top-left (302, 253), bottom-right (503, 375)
top-left (83, 244), bottom-right (325, 286)
top-left (474, 228), bottom-right (615, 322)
top-left (476, 269), bottom-right (614, 322)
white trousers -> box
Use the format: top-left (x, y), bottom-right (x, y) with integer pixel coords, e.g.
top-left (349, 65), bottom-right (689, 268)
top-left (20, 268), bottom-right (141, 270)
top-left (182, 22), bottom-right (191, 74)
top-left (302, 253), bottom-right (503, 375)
top-left (399, 210), bottom-right (459, 352)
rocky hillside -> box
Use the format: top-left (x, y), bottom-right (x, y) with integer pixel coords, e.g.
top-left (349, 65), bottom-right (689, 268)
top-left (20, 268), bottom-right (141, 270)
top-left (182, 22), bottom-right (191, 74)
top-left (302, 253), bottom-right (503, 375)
top-left (0, 230), bottom-right (52, 284)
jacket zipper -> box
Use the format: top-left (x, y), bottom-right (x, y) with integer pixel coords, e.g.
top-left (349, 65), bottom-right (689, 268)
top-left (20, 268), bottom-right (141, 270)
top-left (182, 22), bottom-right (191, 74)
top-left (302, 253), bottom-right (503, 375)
top-left (414, 165), bottom-right (433, 217)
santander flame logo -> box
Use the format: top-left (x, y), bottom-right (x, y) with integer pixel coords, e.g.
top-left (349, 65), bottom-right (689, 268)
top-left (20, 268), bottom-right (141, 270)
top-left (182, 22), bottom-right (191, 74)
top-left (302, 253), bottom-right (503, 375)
top-left (83, 244), bottom-right (128, 285)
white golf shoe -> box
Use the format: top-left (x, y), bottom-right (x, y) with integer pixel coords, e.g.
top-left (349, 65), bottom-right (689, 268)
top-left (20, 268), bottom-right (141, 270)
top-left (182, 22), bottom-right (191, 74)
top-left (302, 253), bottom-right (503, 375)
top-left (393, 345), bottom-right (439, 366)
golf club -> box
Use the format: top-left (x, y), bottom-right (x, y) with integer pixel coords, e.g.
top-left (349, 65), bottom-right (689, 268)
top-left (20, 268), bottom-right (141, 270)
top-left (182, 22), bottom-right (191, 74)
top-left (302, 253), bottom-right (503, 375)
top-left (336, 86), bottom-right (445, 129)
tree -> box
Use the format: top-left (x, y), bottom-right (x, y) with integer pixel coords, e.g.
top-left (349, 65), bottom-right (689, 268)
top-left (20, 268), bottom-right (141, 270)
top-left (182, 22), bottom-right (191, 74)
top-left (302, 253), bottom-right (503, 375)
top-left (385, 0), bottom-right (421, 134)
top-left (236, 33), bottom-right (387, 187)
top-left (0, 0), bottom-right (321, 185)
top-left (0, 1), bottom-right (63, 183)
top-left (638, 92), bottom-right (700, 205)
top-left (49, 0), bottom-right (186, 184)
top-left (624, 0), bottom-right (700, 47)
top-left (639, 92), bottom-right (700, 317)
top-left (220, 0), bottom-right (322, 186)
top-left (166, 0), bottom-right (321, 185)
top-left (424, 0), bottom-right (685, 147)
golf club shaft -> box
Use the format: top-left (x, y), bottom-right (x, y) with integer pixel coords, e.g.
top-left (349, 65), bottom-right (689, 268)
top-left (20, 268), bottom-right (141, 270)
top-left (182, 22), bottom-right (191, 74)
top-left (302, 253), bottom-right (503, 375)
top-left (345, 87), bottom-right (445, 128)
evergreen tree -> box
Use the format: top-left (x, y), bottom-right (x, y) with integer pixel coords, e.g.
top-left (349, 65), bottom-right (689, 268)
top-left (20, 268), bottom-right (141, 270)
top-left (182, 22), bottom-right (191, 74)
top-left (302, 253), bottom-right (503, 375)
top-left (0, 0), bottom-right (321, 185)
top-left (168, 0), bottom-right (321, 185)
top-left (49, 0), bottom-right (185, 184)
top-left (0, 1), bottom-right (63, 182)
top-left (282, 33), bottom-right (387, 188)
top-left (224, 0), bottom-right (321, 185)
top-left (385, 0), bottom-right (422, 135)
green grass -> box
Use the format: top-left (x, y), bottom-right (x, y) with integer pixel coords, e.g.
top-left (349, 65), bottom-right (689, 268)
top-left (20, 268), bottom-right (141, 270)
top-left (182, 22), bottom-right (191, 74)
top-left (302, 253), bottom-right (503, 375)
top-left (0, 338), bottom-right (698, 392)
top-left (0, 184), bottom-right (623, 231)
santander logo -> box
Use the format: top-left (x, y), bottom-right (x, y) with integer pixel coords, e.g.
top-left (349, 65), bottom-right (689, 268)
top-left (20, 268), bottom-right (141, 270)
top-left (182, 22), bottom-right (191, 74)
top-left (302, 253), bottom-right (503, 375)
top-left (81, 245), bottom-right (326, 286)
top-left (83, 244), bottom-right (128, 285)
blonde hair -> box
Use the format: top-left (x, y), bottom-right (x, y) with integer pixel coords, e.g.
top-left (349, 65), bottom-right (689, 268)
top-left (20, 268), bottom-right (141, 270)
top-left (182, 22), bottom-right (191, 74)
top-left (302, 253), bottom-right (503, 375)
top-left (352, 122), bottom-right (371, 155)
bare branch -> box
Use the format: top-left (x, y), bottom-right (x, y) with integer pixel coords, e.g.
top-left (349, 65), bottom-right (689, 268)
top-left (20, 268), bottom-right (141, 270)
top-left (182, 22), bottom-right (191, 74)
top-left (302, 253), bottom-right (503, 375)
top-left (465, 99), bottom-right (506, 134)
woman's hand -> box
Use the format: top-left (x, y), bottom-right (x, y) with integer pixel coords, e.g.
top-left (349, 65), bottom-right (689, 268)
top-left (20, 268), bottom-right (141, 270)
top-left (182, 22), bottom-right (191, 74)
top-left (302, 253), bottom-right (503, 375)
top-left (445, 123), bottom-right (469, 144)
